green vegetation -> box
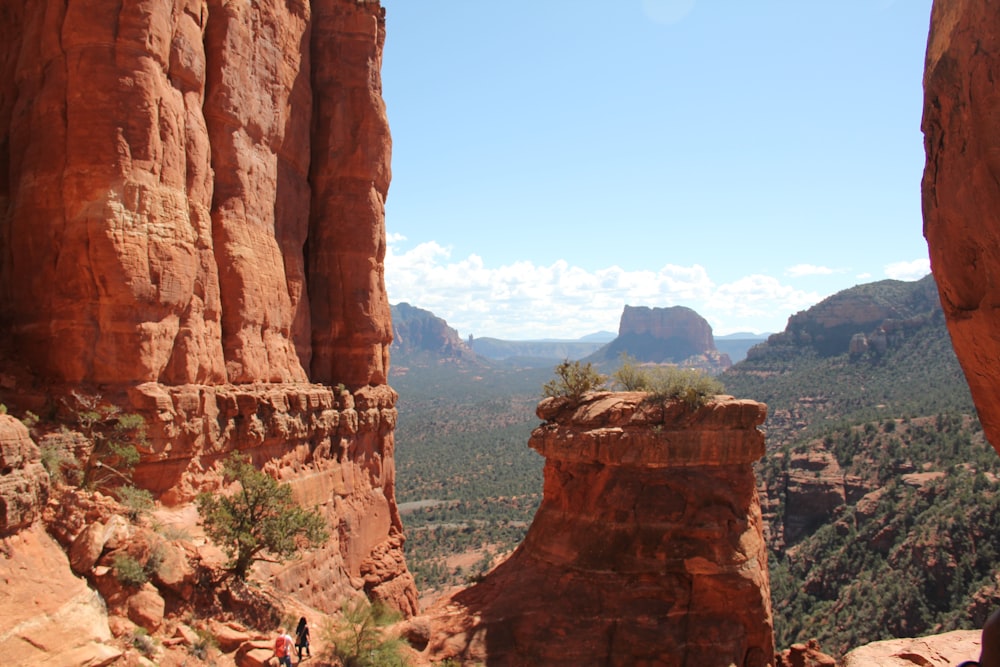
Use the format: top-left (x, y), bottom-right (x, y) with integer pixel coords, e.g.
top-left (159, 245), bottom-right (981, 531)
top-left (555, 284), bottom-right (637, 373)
top-left (722, 290), bottom-right (997, 657)
top-left (196, 455), bottom-right (329, 579)
top-left (391, 357), bottom-right (548, 592)
top-left (65, 391), bottom-right (148, 490)
top-left (325, 598), bottom-right (410, 667)
top-left (542, 359), bottom-right (608, 400)
top-left (115, 485), bottom-right (155, 521)
top-left (112, 552), bottom-right (149, 587)
top-left (613, 354), bottom-right (723, 406)
top-left (111, 542), bottom-right (166, 588)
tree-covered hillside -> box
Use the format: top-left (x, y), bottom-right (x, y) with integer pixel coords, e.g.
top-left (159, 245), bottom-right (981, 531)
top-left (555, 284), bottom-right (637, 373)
top-left (390, 355), bottom-right (549, 593)
top-left (722, 275), bottom-right (1000, 656)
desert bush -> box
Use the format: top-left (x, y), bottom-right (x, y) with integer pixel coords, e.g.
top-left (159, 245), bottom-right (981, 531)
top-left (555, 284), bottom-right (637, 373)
top-left (542, 360), bottom-right (607, 400)
top-left (613, 355), bottom-right (723, 407)
top-left (113, 552), bottom-right (149, 587)
top-left (65, 391), bottom-right (147, 490)
top-left (116, 485), bottom-right (155, 521)
top-left (325, 598), bottom-right (410, 667)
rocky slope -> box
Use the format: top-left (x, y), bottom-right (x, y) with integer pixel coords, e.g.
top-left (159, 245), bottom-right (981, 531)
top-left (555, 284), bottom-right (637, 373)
top-left (0, 0), bottom-right (415, 644)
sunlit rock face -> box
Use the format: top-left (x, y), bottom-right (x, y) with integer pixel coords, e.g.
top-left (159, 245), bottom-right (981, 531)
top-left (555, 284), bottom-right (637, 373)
top-left (418, 392), bottom-right (774, 666)
top-left (922, 0), bottom-right (1000, 453)
top-left (0, 0), bottom-right (413, 614)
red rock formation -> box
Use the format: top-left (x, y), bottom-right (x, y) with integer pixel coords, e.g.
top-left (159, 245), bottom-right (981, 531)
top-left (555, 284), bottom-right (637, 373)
top-left (0, 0), bottom-right (389, 389)
top-left (0, 524), bottom-right (121, 666)
top-left (841, 629), bottom-right (981, 666)
top-left (0, 415), bottom-right (49, 536)
top-left (619, 304), bottom-right (717, 351)
top-left (418, 392), bottom-right (774, 666)
top-left (922, 1), bottom-right (1000, 452)
top-left (0, 0), bottom-right (413, 616)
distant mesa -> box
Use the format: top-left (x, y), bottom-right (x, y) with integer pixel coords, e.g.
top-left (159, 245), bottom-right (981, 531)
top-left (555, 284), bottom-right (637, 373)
top-left (586, 305), bottom-right (733, 373)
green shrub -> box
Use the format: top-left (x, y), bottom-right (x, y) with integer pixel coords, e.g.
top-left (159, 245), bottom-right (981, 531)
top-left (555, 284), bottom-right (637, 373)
top-left (197, 455), bottom-right (329, 579)
top-left (613, 355), bottom-right (723, 408)
top-left (21, 410), bottom-right (39, 429)
top-left (325, 598), bottom-right (409, 667)
top-left (40, 443), bottom-right (74, 484)
top-left (113, 552), bottom-right (149, 587)
top-left (542, 360), bottom-right (607, 400)
top-left (115, 485), bottom-right (155, 521)
top-left (65, 391), bottom-right (148, 490)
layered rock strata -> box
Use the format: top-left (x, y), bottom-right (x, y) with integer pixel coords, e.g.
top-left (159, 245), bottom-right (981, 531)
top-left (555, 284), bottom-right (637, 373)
top-left (0, 0), bottom-right (413, 614)
top-left (420, 392), bottom-right (773, 666)
top-left (922, 0), bottom-right (1000, 451)
top-left (0, 415), bottom-right (49, 536)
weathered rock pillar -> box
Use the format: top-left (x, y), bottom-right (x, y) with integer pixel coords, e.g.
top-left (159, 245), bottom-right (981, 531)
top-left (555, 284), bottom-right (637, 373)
top-left (421, 391), bottom-right (773, 667)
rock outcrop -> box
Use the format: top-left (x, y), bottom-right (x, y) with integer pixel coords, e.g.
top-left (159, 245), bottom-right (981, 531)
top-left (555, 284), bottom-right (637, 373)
top-left (841, 629), bottom-right (981, 666)
top-left (0, 0), bottom-right (414, 617)
top-left (759, 276), bottom-right (941, 359)
top-left (0, 415), bottom-right (49, 536)
top-left (0, 523), bottom-right (120, 667)
top-left (922, 0), bottom-right (1000, 454)
top-left (418, 392), bottom-right (773, 666)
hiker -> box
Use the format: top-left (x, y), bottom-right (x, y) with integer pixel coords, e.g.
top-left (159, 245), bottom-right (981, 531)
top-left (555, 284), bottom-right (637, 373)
top-left (295, 616), bottom-right (311, 660)
top-left (274, 627), bottom-right (294, 667)
top-left (959, 608), bottom-right (1000, 667)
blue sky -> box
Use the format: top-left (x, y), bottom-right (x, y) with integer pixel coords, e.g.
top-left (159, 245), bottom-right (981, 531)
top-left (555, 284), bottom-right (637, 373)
top-left (380, 0), bottom-right (933, 339)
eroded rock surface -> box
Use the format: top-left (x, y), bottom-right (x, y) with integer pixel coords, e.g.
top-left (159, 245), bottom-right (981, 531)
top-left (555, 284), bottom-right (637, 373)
top-left (0, 0), bottom-right (413, 617)
top-left (0, 0), bottom-right (390, 389)
top-left (922, 0), bottom-right (1000, 452)
top-left (0, 415), bottom-right (48, 536)
top-left (418, 392), bottom-right (773, 666)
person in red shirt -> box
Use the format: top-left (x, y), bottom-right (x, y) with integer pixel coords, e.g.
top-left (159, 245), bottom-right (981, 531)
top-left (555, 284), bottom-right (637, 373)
top-left (273, 627), bottom-right (294, 667)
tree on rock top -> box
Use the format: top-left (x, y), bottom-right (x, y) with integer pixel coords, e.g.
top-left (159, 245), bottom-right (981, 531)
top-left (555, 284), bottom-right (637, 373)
top-left (197, 455), bottom-right (329, 579)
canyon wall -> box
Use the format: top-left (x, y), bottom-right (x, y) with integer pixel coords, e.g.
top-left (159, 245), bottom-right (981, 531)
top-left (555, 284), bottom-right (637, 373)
top-left (417, 392), bottom-right (773, 666)
top-left (0, 0), bottom-right (414, 615)
top-left (922, 1), bottom-right (1000, 452)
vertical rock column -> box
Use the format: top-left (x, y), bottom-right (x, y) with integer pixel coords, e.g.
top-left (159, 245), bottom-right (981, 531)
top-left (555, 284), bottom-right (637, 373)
top-left (425, 392), bottom-right (773, 667)
top-left (308, 0), bottom-right (392, 388)
top-left (922, 1), bottom-right (1000, 452)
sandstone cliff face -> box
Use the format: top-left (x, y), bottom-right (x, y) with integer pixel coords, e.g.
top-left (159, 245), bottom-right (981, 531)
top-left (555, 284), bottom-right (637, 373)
top-left (0, 0), bottom-right (413, 616)
top-left (0, 0), bottom-right (389, 388)
top-left (418, 392), bottom-right (774, 666)
top-left (922, 1), bottom-right (1000, 453)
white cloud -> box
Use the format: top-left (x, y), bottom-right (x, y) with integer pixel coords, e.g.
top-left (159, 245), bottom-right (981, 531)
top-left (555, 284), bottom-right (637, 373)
top-left (385, 238), bottom-right (818, 339)
top-left (884, 258), bottom-right (930, 281)
top-left (785, 264), bottom-right (837, 277)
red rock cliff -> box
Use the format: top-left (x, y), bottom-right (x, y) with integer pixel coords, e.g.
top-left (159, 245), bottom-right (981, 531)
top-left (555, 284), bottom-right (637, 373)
top-left (0, 0), bottom-right (389, 388)
top-left (0, 0), bottom-right (414, 615)
top-left (922, 1), bottom-right (1000, 451)
top-left (417, 392), bottom-right (774, 666)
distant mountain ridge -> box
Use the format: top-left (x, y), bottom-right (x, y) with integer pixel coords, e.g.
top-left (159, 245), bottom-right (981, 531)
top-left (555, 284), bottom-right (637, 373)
top-left (390, 303), bottom-right (478, 364)
top-left (390, 301), bottom-right (768, 366)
